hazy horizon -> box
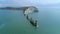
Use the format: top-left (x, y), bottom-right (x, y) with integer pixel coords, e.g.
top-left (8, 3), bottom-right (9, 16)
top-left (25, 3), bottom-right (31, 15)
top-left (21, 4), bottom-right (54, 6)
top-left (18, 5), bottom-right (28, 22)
top-left (0, 0), bottom-right (60, 8)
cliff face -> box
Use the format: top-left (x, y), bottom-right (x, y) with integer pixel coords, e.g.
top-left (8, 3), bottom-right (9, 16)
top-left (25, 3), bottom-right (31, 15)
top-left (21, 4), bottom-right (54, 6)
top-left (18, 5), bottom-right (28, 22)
top-left (23, 6), bottom-right (38, 11)
top-left (23, 6), bottom-right (38, 15)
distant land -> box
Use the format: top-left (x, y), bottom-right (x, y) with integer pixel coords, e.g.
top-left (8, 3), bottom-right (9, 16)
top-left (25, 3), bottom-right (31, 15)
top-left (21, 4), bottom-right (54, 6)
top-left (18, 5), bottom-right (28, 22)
top-left (0, 7), bottom-right (28, 10)
top-left (0, 6), bottom-right (38, 12)
top-left (0, 6), bottom-right (37, 10)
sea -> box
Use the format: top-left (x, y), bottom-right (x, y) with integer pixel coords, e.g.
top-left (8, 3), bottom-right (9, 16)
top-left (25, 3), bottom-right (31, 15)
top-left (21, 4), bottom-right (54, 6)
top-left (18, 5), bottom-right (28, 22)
top-left (0, 8), bottom-right (60, 34)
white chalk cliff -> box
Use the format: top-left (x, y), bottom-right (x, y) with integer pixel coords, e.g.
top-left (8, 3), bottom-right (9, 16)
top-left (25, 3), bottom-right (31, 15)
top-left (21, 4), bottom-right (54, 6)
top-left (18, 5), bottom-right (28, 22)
top-left (24, 6), bottom-right (38, 15)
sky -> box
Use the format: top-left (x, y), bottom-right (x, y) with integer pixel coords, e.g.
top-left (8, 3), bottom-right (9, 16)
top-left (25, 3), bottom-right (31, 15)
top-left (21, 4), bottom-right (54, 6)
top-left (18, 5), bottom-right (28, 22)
top-left (0, 0), bottom-right (60, 7)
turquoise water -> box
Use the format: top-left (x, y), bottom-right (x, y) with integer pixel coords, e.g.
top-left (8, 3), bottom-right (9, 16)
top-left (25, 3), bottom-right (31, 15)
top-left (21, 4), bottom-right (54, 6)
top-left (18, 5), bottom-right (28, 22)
top-left (0, 10), bottom-right (39, 34)
top-left (39, 8), bottom-right (60, 34)
top-left (0, 8), bottom-right (60, 34)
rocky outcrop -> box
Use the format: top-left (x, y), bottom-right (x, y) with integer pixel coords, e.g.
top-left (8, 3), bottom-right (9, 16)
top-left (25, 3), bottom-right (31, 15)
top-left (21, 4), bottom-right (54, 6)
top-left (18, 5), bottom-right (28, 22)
top-left (23, 6), bottom-right (38, 27)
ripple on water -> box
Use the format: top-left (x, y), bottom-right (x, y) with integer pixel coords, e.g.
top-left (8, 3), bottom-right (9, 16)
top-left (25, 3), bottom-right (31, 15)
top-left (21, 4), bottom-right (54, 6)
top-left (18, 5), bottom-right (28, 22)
top-left (0, 24), bottom-right (5, 29)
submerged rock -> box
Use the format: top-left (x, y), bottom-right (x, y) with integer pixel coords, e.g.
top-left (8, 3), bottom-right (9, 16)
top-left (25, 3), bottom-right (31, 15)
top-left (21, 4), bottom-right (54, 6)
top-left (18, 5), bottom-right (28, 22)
top-left (26, 15), bottom-right (38, 27)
